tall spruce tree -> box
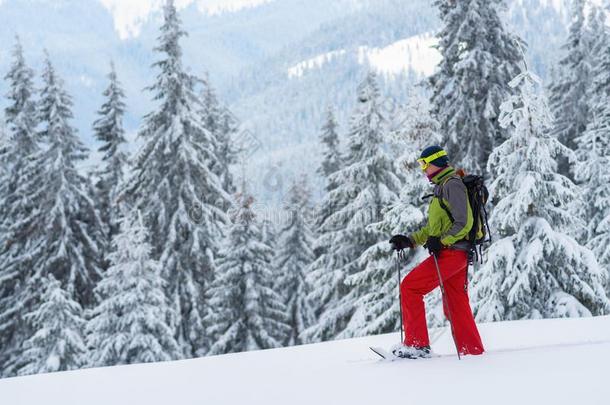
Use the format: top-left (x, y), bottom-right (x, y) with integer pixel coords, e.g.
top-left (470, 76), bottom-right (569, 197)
top-left (201, 74), bottom-right (237, 194)
top-left (1, 54), bottom-right (102, 379)
top-left (18, 275), bottom-right (87, 376)
top-left (1, 54), bottom-right (102, 377)
top-left (429, 0), bottom-right (524, 174)
top-left (206, 187), bottom-right (290, 354)
top-left (0, 117), bottom-right (7, 183)
top-left (576, 9), bottom-right (610, 283)
top-left (548, 0), bottom-right (591, 176)
top-left (260, 214), bottom-right (278, 250)
top-left (87, 210), bottom-right (180, 367)
top-left (0, 37), bottom-right (39, 374)
top-left (310, 107), bottom-right (341, 267)
top-left (317, 107), bottom-right (341, 194)
top-left (217, 108), bottom-right (238, 193)
top-left (122, 0), bottom-right (230, 356)
top-left (304, 73), bottom-right (401, 341)
top-left (472, 63), bottom-right (609, 321)
top-left (275, 176), bottom-right (315, 345)
top-left (341, 93), bottom-right (444, 337)
top-left (93, 62), bottom-right (128, 247)
top-left (29, 53), bottom-right (103, 305)
top-left (0, 37), bottom-right (37, 207)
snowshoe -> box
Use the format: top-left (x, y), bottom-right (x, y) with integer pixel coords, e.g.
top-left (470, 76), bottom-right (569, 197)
top-left (390, 344), bottom-right (432, 359)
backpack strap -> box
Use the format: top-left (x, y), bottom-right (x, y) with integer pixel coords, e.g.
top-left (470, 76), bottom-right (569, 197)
top-left (436, 175), bottom-right (461, 223)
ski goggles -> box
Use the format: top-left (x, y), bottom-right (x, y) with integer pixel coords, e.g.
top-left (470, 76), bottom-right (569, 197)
top-left (416, 150), bottom-right (447, 171)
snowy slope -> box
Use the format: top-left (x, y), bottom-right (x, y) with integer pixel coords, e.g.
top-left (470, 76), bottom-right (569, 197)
top-left (358, 33), bottom-right (441, 77)
top-left (1, 316), bottom-right (609, 405)
top-left (287, 33), bottom-right (441, 79)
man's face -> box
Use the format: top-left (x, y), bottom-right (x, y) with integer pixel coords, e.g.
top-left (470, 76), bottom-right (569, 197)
top-left (424, 164), bottom-right (441, 177)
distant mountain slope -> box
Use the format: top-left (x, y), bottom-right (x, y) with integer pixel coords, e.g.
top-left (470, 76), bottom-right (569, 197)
top-left (0, 0), bottom-right (569, 195)
top-left (225, 0), bottom-right (568, 203)
top-left (1, 315), bottom-right (608, 405)
top-left (0, 0), bottom-right (362, 150)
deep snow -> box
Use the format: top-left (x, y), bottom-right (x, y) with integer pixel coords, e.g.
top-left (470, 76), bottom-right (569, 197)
top-left (1, 316), bottom-right (609, 405)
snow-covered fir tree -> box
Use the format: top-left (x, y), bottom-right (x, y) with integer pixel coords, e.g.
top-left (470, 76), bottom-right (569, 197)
top-left (0, 37), bottom-right (37, 207)
top-left (0, 116), bottom-right (7, 176)
top-left (206, 186), bottom-right (290, 354)
top-left (122, 0), bottom-right (230, 357)
top-left (27, 53), bottom-right (104, 306)
top-left (275, 175), bottom-right (315, 345)
top-left (472, 62), bottom-right (610, 321)
top-left (0, 37), bottom-right (39, 374)
top-left (311, 107), bottom-right (341, 269)
top-left (260, 214), bottom-right (278, 250)
top-left (93, 62), bottom-right (128, 247)
top-left (304, 73), bottom-right (401, 341)
top-left (429, 0), bottom-right (524, 174)
top-left (18, 275), bottom-right (86, 376)
top-left (317, 107), bottom-right (341, 195)
top-left (312, 107), bottom-right (342, 286)
top-left (341, 91), bottom-right (443, 337)
top-left (217, 108), bottom-right (238, 193)
top-left (200, 74), bottom-right (237, 194)
top-left (575, 10), bottom-right (610, 282)
top-left (2, 53), bottom-right (103, 376)
top-left (87, 210), bottom-right (180, 367)
top-left (0, 54), bottom-right (102, 378)
top-left (547, 0), bottom-right (591, 175)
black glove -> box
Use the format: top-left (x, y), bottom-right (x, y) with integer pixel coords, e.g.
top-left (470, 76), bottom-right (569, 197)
top-left (389, 234), bottom-right (413, 251)
top-left (424, 236), bottom-right (443, 257)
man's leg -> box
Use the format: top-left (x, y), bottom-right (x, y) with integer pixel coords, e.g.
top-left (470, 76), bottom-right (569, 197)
top-left (443, 260), bottom-right (485, 355)
top-left (400, 255), bottom-right (439, 347)
top-left (401, 249), bottom-right (479, 348)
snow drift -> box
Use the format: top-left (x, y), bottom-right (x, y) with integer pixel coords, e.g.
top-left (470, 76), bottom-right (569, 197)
top-left (1, 315), bottom-right (608, 405)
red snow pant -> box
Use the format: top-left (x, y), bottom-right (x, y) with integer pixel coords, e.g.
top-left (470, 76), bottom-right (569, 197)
top-left (400, 249), bottom-right (484, 355)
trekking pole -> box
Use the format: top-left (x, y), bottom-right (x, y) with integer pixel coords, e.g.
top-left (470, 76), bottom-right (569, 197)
top-left (432, 254), bottom-right (461, 360)
top-left (396, 250), bottom-right (404, 344)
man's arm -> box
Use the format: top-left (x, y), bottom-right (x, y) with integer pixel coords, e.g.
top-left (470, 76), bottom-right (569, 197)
top-left (409, 225), bottom-right (429, 247)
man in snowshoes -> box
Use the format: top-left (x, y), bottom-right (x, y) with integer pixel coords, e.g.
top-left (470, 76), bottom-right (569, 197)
top-left (389, 146), bottom-right (485, 359)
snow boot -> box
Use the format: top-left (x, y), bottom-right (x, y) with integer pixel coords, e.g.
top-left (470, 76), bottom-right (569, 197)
top-left (390, 343), bottom-right (432, 359)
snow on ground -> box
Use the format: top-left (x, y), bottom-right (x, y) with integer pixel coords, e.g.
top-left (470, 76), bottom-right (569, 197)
top-left (1, 316), bottom-right (609, 405)
top-left (287, 33), bottom-right (441, 79)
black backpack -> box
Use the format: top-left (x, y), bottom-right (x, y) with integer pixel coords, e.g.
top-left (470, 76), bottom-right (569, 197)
top-left (438, 174), bottom-right (492, 264)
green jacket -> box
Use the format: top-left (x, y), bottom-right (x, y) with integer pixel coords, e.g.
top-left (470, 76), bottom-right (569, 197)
top-left (409, 166), bottom-right (474, 250)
